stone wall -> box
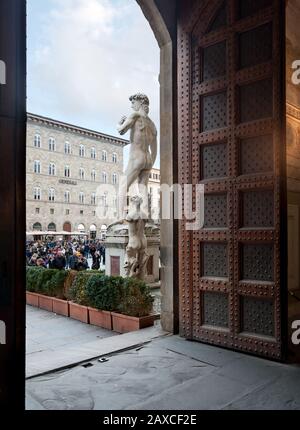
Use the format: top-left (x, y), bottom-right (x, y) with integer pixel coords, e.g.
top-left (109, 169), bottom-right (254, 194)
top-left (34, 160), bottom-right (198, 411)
top-left (26, 115), bottom-right (126, 236)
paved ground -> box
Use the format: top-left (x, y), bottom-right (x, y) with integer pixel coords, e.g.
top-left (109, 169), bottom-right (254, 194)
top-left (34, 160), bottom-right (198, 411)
top-left (26, 306), bottom-right (119, 377)
top-left (26, 308), bottom-right (300, 410)
top-left (26, 306), bottom-right (117, 356)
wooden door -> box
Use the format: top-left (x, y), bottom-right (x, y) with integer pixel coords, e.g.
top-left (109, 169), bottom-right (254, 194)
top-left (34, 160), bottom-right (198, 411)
top-left (178, 0), bottom-right (286, 359)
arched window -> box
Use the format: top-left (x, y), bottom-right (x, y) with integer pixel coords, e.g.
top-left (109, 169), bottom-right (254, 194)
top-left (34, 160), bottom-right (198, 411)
top-left (34, 134), bottom-right (41, 148)
top-left (48, 223), bottom-right (56, 232)
top-left (91, 193), bottom-right (96, 205)
top-left (91, 169), bottom-right (96, 182)
top-left (78, 223), bottom-right (85, 233)
top-left (112, 173), bottom-right (118, 185)
top-left (91, 147), bottom-right (96, 159)
top-left (100, 225), bottom-right (107, 239)
top-left (112, 153), bottom-right (117, 163)
top-left (34, 160), bottom-right (41, 174)
top-left (33, 187), bottom-right (41, 200)
top-left (63, 222), bottom-right (72, 232)
top-left (102, 172), bottom-right (107, 184)
top-left (33, 222), bottom-right (42, 231)
top-left (64, 191), bottom-right (70, 203)
top-left (102, 150), bottom-right (107, 162)
top-left (79, 192), bottom-right (85, 204)
top-left (79, 168), bottom-right (85, 180)
top-left (79, 144), bottom-right (85, 157)
top-left (65, 141), bottom-right (71, 155)
top-left (49, 188), bottom-right (55, 202)
top-left (90, 224), bottom-right (97, 239)
top-left (49, 163), bottom-right (56, 176)
top-left (48, 138), bottom-right (56, 152)
top-left (64, 165), bottom-right (70, 178)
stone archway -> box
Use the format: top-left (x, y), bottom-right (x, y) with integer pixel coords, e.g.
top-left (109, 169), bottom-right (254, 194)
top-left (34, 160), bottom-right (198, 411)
top-left (63, 222), bottom-right (72, 233)
top-left (0, 0), bottom-right (178, 409)
top-left (136, 0), bottom-right (177, 333)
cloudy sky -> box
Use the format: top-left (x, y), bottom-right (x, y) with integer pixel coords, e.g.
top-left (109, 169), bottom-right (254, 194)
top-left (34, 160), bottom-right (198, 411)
top-left (27, 0), bottom-right (160, 165)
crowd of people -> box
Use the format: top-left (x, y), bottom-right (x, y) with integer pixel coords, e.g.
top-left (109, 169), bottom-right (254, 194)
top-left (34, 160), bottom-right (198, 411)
top-left (26, 239), bottom-right (106, 271)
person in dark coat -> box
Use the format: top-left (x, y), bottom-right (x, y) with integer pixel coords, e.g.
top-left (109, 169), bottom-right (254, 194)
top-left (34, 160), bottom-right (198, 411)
top-left (100, 243), bottom-right (106, 265)
top-left (52, 250), bottom-right (66, 270)
top-left (69, 250), bottom-right (79, 270)
top-left (92, 251), bottom-right (100, 270)
top-left (76, 254), bottom-right (89, 271)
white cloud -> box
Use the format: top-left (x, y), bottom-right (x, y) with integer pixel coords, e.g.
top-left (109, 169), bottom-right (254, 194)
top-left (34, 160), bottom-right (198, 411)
top-left (28, 0), bottom-right (160, 139)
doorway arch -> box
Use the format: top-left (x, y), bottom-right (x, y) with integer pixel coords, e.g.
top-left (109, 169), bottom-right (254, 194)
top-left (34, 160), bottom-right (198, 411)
top-left (90, 224), bottom-right (97, 239)
top-left (135, 0), bottom-right (177, 333)
top-left (63, 222), bottom-right (72, 233)
top-left (0, 0), bottom-right (179, 410)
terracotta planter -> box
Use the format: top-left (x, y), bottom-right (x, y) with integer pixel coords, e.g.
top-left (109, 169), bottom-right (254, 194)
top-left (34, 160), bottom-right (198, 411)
top-left (88, 308), bottom-right (112, 330)
top-left (39, 295), bottom-right (53, 312)
top-left (53, 298), bottom-right (69, 317)
top-left (26, 291), bottom-right (39, 307)
top-left (69, 302), bottom-right (89, 323)
top-left (111, 312), bottom-right (155, 333)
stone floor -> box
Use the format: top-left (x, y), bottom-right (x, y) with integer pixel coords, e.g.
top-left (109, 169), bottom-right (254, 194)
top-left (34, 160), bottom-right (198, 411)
top-left (26, 305), bottom-right (117, 356)
top-left (26, 308), bottom-right (300, 410)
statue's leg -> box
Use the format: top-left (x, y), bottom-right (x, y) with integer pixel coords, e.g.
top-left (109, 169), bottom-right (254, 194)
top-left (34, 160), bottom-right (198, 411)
top-left (138, 169), bottom-right (151, 217)
top-left (138, 249), bottom-right (149, 280)
top-left (124, 247), bottom-right (138, 278)
top-left (119, 163), bottom-right (140, 219)
top-left (125, 162), bottom-right (141, 191)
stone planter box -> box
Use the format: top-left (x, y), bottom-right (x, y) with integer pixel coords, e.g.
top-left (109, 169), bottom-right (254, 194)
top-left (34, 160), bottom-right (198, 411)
top-left (38, 295), bottom-right (53, 312)
top-left (26, 291), bottom-right (39, 307)
top-left (111, 312), bottom-right (155, 333)
top-left (69, 302), bottom-right (89, 323)
top-left (53, 298), bottom-right (69, 317)
top-left (88, 308), bottom-right (112, 330)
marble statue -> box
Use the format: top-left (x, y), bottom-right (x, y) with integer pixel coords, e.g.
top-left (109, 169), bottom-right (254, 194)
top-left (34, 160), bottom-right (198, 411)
top-left (116, 93), bottom-right (157, 279)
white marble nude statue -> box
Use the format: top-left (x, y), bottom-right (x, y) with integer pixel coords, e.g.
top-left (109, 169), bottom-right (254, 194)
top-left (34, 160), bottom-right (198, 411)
top-left (114, 93), bottom-right (157, 279)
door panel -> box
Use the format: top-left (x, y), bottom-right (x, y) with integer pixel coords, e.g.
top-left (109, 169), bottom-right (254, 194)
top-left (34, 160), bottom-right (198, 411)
top-left (288, 205), bottom-right (299, 292)
top-left (178, 0), bottom-right (286, 359)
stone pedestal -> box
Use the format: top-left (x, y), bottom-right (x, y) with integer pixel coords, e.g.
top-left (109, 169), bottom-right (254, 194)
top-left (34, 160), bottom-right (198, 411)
top-left (105, 223), bottom-right (160, 284)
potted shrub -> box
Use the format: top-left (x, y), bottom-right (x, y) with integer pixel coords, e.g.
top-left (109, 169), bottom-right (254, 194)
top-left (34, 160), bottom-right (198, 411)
top-left (26, 267), bottom-right (56, 311)
top-left (46, 270), bottom-right (69, 316)
top-left (37, 268), bottom-right (67, 313)
top-left (67, 272), bottom-right (96, 323)
top-left (26, 267), bottom-right (69, 315)
top-left (26, 266), bottom-right (44, 307)
top-left (111, 278), bottom-right (155, 333)
top-left (85, 274), bottom-right (122, 330)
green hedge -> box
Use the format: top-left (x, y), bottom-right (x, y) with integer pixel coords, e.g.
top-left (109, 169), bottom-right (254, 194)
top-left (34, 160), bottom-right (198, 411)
top-left (85, 274), bottom-right (153, 317)
top-left (26, 266), bottom-right (68, 299)
top-left (26, 266), bottom-right (46, 292)
top-left (26, 267), bottom-right (154, 317)
top-left (67, 271), bottom-right (100, 305)
top-left (117, 277), bottom-right (154, 317)
top-left (85, 275), bottom-right (123, 311)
